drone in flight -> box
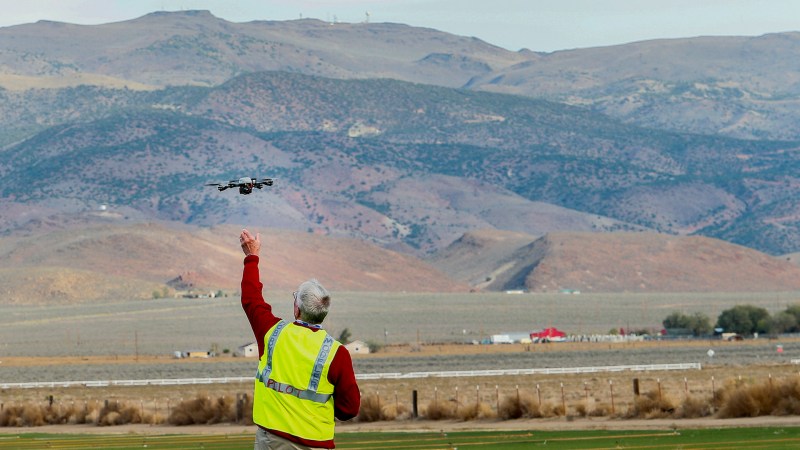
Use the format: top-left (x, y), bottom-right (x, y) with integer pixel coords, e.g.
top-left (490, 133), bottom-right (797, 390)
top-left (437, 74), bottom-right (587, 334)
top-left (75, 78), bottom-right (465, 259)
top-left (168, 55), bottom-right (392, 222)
top-left (206, 177), bottom-right (274, 195)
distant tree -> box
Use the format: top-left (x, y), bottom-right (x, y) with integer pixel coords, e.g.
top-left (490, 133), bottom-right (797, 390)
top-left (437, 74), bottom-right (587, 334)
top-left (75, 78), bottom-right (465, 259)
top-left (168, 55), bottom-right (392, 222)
top-left (337, 328), bottom-right (352, 344)
top-left (687, 312), bottom-right (712, 336)
top-left (771, 311), bottom-right (798, 334)
top-left (782, 304), bottom-right (800, 332)
top-left (662, 311), bottom-right (712, 336)
top-left (663, 312), bottom-right (689, 329)
top-left (366, 340), bottom-right (383, 353)
top-left (716, 305), bottom-right (771, 335)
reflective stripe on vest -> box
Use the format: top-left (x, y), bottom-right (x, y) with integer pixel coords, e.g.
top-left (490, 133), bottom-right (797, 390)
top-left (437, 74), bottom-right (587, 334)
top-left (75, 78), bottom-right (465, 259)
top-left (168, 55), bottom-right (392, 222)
top-left (264, 379), bottom-right (332, 403)
top-left (255, 320), bottom-right (289, 384)
top-left (308, 334), bottom-right (335, 392)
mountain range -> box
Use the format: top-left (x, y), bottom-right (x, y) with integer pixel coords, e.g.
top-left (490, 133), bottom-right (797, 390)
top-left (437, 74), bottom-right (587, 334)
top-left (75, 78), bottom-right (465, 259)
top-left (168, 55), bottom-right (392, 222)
top-left (2, 11), bottom-right (800, 298)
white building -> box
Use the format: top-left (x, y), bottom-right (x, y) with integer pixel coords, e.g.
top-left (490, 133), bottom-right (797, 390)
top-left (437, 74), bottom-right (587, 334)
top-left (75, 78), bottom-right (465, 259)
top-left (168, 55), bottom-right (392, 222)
top-left (344, 340), bottom-right (370, 354)
top-left (238, 342), bottom-right (259, 358)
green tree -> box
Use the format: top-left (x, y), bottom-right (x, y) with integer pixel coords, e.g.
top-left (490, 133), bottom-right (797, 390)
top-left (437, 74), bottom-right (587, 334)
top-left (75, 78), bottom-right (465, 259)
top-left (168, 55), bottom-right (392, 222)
top-left (716, 305), bottom-right (771, 335)
top-left (687, 312), bottom-right (713, 336)
top-left (771, 311), bottom-right (798, 334)
top-left (662, 311), bottom-right (711, 336)
top-left (337, 328), bottom-right (352, 344)
top-left (782, 304), bottom-right (800, 332)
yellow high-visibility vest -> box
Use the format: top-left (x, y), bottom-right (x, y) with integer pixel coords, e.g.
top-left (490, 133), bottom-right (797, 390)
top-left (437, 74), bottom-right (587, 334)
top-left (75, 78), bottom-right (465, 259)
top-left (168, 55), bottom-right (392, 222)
top-left (253, 320), bottom-right (340, 441)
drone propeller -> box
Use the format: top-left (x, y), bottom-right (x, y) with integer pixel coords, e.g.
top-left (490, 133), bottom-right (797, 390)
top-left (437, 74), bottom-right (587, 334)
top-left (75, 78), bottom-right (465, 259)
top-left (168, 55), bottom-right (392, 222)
top-left (206, 182), bottom-right (231, 191)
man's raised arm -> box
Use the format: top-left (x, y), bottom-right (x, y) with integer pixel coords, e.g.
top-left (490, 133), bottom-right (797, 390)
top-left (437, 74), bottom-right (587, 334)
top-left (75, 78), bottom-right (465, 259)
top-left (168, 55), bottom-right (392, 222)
top-left (239, 229), bottom-right (279, 357)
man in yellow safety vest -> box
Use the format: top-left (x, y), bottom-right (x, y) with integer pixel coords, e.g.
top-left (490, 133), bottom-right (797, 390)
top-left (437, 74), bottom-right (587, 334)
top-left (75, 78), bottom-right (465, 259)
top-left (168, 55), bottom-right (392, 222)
top-left (239, 229), bottom-right (361, 449)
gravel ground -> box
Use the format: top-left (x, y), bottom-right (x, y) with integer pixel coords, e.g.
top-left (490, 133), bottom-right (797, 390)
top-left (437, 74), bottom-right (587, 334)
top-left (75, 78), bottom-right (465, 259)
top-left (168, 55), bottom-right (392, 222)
top-left (2, 340), bottom-right (797, 383)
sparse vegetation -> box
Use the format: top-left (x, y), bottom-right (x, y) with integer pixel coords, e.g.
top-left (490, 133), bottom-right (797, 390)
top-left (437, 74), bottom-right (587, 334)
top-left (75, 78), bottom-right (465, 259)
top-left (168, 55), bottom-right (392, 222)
top-left (365, 340), bottom-right (382, 353)
top-left (717, 378), bottom-right (800, 418)
top-left (498, 390), bottom-right (541, 419)
top-left (167, 394), bottom-right (242, 425)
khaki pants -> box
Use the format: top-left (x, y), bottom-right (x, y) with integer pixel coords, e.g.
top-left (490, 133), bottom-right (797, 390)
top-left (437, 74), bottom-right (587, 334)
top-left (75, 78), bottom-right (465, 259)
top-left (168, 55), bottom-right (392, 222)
top-left (254, 427), bottom-right (327, 450)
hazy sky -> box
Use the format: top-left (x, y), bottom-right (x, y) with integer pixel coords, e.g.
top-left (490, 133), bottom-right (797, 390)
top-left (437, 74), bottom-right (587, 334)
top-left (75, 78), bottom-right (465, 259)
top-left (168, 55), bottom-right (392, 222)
top-left (1, 0), bottom-right (799, 52)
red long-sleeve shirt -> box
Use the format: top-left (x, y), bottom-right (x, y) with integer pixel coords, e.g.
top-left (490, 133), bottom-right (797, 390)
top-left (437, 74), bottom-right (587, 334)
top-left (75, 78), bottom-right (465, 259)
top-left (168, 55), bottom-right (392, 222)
top-left (241, 255), bottom-right (360, 448)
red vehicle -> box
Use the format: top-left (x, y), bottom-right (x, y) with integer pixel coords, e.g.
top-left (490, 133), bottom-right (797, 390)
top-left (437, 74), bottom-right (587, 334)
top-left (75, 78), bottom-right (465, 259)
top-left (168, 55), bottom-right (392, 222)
top-left (530, 327), bottom-right (567, 343)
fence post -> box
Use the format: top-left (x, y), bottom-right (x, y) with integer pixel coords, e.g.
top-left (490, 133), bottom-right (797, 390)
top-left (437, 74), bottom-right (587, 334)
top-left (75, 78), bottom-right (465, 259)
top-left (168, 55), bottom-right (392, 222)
top-left (584, 382), bottom-right (589, 410)
top-left (684, 377), bottom-right (688, 397)
top-left (454, 387), bottom-right (459, 414)
top-left (711, 376), bottom-right (716, 412)
top-left (560, 382), bottom-right (566, 415)
top-left (495, 385), bottom-right (499, 413)
top-left (236, 393), bottom-right (246, 424)
top-left (657, 378), bottom-right (662, 402)
top-left (412, 390), bottom-right (418, 418)
top-left (536, 384), bottom-right (541, 407)
top-left (609, 380), bottom-right (615, 415)
top-left (632, 378), bottom-right (640, 397)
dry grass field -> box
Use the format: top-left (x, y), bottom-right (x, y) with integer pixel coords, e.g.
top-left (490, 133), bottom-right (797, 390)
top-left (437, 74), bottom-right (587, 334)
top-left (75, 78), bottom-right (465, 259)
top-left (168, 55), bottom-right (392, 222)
top-left (3, 291), bottom-right (800, 432)
top-left (2, 290), bottom-right (799, 357)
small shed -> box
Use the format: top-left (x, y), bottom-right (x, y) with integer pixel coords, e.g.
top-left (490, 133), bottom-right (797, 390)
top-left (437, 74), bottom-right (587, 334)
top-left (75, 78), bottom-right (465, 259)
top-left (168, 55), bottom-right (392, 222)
top-left (344, 340), bottom-right (370, 354)
top-left (238, 342), bottom-right (259, 358)
top-left (175, 350), bottom-right (214, 358)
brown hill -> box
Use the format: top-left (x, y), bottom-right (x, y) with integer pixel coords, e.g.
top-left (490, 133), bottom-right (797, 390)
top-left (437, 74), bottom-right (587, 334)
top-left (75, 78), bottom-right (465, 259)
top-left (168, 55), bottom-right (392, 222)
top-left (0, 220), bottom-right (468, 304)
top-left (434, 230), bottom-right (800, 293)
top-left (427, 229), bottom-right (538, 289)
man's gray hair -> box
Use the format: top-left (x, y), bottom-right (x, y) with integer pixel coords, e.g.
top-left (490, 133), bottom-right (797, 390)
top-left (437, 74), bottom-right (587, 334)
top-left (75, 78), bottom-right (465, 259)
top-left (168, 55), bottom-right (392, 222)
top-left (295, 279), bottom-right (331, 324)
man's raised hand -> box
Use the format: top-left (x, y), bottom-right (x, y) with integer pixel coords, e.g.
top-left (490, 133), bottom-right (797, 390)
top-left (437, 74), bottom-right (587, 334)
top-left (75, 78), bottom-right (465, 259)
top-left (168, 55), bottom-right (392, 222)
top-left (240, 229), bottom-right (261, 257)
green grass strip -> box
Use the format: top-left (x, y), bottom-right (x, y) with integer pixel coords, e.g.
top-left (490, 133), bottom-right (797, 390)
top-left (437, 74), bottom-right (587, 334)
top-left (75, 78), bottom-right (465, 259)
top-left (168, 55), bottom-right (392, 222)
top-left (1, 427), bottom-right (800, 450)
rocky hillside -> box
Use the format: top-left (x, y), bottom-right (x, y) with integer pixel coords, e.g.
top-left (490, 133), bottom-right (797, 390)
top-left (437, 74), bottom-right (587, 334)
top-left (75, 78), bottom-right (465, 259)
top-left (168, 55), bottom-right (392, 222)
top-left (433, 230), bottom-right (800, 293)
top-left (466, 33), bottom-right (800, 141)
top-left (3, 11), bottom-right (800, 141)
top-left (3, 71), bottom-right (800, 255)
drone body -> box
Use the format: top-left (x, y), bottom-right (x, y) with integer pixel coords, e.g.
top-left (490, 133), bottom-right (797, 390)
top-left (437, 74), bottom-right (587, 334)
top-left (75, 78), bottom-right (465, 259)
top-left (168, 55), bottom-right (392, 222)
top-left (206, 177), bottom-right (274, 195)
